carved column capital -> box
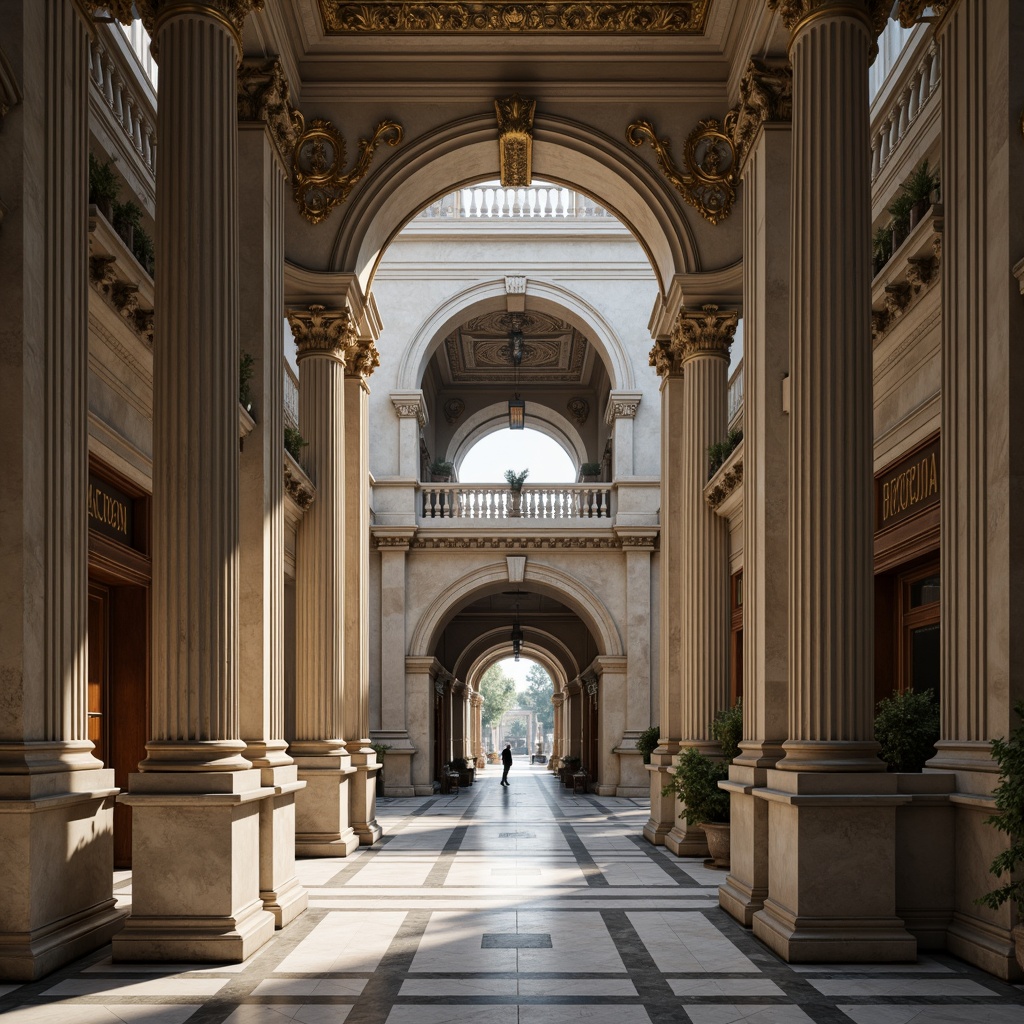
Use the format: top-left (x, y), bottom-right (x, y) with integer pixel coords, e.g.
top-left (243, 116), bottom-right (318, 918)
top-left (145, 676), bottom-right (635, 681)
top-left (897, 0), bottom-right (952, 28)
top-left (287, 304), bottom-right (357, 362)
top-left (237, 58), bottom-right (305, 167)
top-left (649, 339), bottom-right (684, 379)
top-left (671, 304), bottom-right (738, 362)
top-left (724, 58), bottom-right (793, 171)
top-left (344, 338), bottom-right (380, 380)
top-left (767, 0), bottom-right (889, 36)
top-left (605, 391), bottom-right (643, 424)
top-left (495, 93), bottom-right (536, 187)
top-left (132, 0), bottom-right (265, 44)
top-left (390, 391), bottom-right (428, 427)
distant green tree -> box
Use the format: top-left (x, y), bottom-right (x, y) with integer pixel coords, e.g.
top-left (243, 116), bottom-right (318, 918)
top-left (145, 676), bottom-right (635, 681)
top-left (479, 664), bottom-right (517, 732)
top-left (508, 719), bottom-right (528, 739)
top-left (519, 663), bottom-right (554, 733)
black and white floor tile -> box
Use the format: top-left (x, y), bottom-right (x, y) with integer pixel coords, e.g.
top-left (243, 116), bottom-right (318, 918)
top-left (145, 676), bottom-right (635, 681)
top-left (2, 762), bottom-right (1022, 1024)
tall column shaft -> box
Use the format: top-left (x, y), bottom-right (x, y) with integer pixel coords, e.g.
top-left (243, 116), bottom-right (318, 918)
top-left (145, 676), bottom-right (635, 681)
top-left (619, 543), bottom-right (653, 795)
top-left (236, 61), bottom-right (307, 929)
top-left (116, 0), bottom-right (275, 965)
top-left (934, 0), bottom-right (1024, 980)
top-left (289, 304), bottom-right (358, 857)
top-left (0, 0), bottom-right (122, 980)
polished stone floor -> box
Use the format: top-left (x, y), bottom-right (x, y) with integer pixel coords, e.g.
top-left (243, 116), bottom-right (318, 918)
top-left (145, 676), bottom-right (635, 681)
top-left (3, 761), bottom-right (1023, 1024)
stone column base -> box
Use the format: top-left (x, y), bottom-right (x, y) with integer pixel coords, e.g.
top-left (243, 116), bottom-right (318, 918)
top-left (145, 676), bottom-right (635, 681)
top-left (114, 769), bottom-right (275, 962)
top-left (751, 770), bottom-right (916, 963)
top-left (718, 765), bottom-right (770, 927)
top-left (643, 757), bottom-right (677, 846)
top-left (0, 766), bottom-right (125, 981)
top-left (258, 766), bottom-right (308, 928)
top-left (349, 756), bottom-right (383, 846)
top-left (665, 819), bottom-right (709, 858)
top-left (294, 757), bottom-right (359, 857)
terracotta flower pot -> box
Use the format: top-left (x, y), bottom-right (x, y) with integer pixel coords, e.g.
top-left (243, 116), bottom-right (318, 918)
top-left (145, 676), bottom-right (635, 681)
top-left (702, 821), bottom-right (730, 869)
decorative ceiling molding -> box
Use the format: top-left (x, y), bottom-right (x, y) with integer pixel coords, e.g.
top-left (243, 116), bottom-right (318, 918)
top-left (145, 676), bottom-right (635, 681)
top-left (317, 0), bottom-right (711, 34)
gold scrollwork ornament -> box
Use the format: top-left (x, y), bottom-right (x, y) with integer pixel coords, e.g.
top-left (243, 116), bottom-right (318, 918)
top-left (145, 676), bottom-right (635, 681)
top-left (626, 118), bottom-right (738, 225)
top-left (293, 117), bottom-right (403, 225)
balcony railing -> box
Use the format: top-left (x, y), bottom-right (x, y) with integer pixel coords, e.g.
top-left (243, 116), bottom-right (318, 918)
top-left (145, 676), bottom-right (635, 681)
top-left (420, 483), bottom-right (614, 520)
top-left (418, 185), bottom-right (614, 221)
top-left (727, 361), bottom-right (744, 427)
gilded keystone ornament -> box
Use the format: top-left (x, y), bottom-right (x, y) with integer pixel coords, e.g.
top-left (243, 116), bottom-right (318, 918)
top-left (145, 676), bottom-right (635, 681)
top-left (495, 93), bottom-right (536, 188)
top-left (292, 118), bottom-right (404, 224)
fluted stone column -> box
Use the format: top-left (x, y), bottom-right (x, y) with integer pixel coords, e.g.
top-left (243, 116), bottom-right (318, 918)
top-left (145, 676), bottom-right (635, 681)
top-left (115, 0), bottom-right (276, 964)
top-left (471, 692), bottom-right (484, 768)
top-left (344, 337), bottom-right (382, 845)
top-left (720, 70), bottom-right (793, 927)
top-left (665, 305), bottom-right (736, 858)
top-left (0, 0), bottom-right (123, 980)
top-left (288, 305), bottom-right (359, 858)
top-left (752, 0), bottom-right (915, 963)
top-left (643, 343), bottom-right (686, 845)
top-left (551, 692), bottom-right (566, 766)
top-left (618, 535), bottom-right (655, 795)
top-left (932, 0), bottom-right (1023, 980)
top-left (236, 62), bottom-right (307, 928)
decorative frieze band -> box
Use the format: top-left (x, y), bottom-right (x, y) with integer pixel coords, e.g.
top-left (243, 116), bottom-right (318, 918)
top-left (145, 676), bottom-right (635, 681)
top-left (237, 58), bottom-right (305, 168)
top-left (604, 391), bottom-right (642, 424)
top-left (287, 304), bottom-right (358, 362)
top-left (390, 391), bottom-right (428, 427)
top-left (672, 304), bottom-right (738, 361)
top-left (390, 534), bottom-right (642, 551)
top-left (705, 459), bottom-right (743, 512)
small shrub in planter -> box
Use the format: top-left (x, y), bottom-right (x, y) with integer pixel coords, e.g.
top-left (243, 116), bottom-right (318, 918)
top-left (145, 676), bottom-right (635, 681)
top-left (666, 747), bottom-right (730, 826)
top-left (900, 159), bottom-right (940, 229)
top-left (112, 199), bottom-right (143, 251)
top-left (239, 352), bottom-right (255, 413)
top-left (707, 427), bottom-right (743, 478)
top-left (284, 425), bottom-right (308, 460)
top-left (637, 725), bottom-right (661, 765)
top-left (429, 458), bottom-right (454, 481)
top-left (888, 191), bottom-right (915, 251)
top-left (580, 461), bottom-right (601, 481)
top-left (133, 226), bottom-right (155, 278)
top-left (874, 688), bottom-right (940, 772)
top-left (504, 468), bottom-right (529, 491)
top-left (88, 153), bottom-right (120, 219)
top-left (872, 226), bottom-right (893, 276)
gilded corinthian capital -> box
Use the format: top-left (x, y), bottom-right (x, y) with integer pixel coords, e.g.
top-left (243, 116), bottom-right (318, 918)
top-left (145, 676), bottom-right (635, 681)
top-left (287, 305), bottom-right (357, 362)
top-left (672, 304), bottom-right (738, 361)
top-left (345, 338), bottom-right (381, 380)
top-left (649, 338), bottom-right (683, 379)
top-left (237, 59), bottom-right (305, 166)
top-left (723, 58), bottom-right (792, 167)
top-left (767, 0), bottom-right (889, 36)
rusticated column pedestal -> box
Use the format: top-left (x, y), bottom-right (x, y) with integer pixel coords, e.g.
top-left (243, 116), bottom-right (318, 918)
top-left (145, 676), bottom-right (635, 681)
top-left (115, 0), bottom-right (275, 964)
top-left (664, 305), bottom-right (736, 859)
top-left (289, 305), bottom-right (359, 858)
top-left (751, 0), bottom-right (914, 964)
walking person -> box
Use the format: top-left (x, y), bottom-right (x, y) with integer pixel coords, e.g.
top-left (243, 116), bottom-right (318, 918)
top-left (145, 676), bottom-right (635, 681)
top-left (500, 742), bottom-right (513, 786)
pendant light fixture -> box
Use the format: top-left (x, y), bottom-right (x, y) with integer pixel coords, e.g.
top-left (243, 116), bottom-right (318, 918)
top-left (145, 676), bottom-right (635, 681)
top-left (508, 316), bottom-right (525, 430)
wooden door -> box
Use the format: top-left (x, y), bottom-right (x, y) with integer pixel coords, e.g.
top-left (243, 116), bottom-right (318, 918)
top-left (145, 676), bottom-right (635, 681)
top-left (87, 584), bottom-right (110, 766)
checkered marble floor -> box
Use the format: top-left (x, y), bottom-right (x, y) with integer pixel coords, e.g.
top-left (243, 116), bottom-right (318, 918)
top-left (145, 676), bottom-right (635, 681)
top-left (3, 762), bottom-right (1022, 1024)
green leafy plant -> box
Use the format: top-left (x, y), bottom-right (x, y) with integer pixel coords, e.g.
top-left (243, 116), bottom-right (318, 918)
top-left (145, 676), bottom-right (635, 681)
top-left (239, 352), bottom-right (255, 412)
top-left (888, 191), bottom-right (915, 240)
top-left (284, 425), bottom-right (308, 460)
top-left (429, 458), bottom-right (454, 478)
top-left (900, 159), bottom-right (940, 204)
top-left (371, 742), bottom-right (391, 761)
top-left (504, 468), bottom-right (529, 491)
top-left (132, 226), bottom-right (155, 277)
top-left (450, 756), bottom-right (469, 771)
top-left (666, 747), bottom-right (731, 825)
top-left (88, 153), bottom-right (121, 210)
top-left (112, 199), bottom-right (143, 247)
top-left (711, 701), bottom-right (743, 762)
top-left (637, 725), bottom-right (661, 765)
top-left (874, 688), bottom-right (940, 772)
top-left (707, 427), bottom-right (743, 477)
top-left (873, 225), bottom-right (893, 269)
top-left (581, 461), bottom-right (601, 477)
top-left (977, 702), bottom-right (1024, 920)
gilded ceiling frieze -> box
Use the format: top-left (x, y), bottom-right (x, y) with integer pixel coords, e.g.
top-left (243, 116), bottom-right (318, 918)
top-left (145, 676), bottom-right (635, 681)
top-left (292, 118), bottom-right (404, 225)
top-left (317, 0), bottom-right (710, 33)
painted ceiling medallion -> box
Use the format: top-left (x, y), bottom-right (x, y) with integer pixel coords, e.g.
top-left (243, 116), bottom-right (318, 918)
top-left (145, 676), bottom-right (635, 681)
top-left (318, 0), bottom-right (710, 33)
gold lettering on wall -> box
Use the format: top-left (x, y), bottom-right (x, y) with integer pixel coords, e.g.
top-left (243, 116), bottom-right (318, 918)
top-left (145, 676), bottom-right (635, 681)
top-left (875, 439), bottom-right (940, 531)
top-left (88, 474), bottom-right (133, 544)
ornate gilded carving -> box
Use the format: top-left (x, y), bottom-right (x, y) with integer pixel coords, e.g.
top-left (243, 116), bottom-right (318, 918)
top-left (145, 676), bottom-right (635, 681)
top-left (443, 398), bottom-right (466, 423)
top-left (287, 304), bottom-right (357, 360)
top-left (318, 0), bottom-right (710, 34)
top-left (495, 93), bottom-right (535, 187)
top-left (237, 59), bottom-right (305, 166)
top-left (344, 338), bottom-right (381, 379)
top-left (626, 119), bottom-right (738, 225)
top-left (292, 118), bottom-right (403, 225)
top-left (284, 460), bottom-right (316, 510)
top-left (767, 0), bottom-right (889, 35)
top-left (896, 0), bottom-right (951, 28)
top-left (91, 0), bottom-right (265, 45)
top-left (723, 58), bottom-right (792, 168)
top-left (672, 304), bottom-right (738, 360)
top-left (706, 460), bottom-right (743, 511)
top-left (649, 338), bottom-right (683, 378)
top-left (566, 397), bottom-right (589, 426)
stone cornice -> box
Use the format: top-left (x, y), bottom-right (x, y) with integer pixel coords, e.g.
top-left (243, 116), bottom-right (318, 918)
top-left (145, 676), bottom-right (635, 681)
top-left (705, 451), bottom-right (743, 515)
top-left (604, 391), bottom-right (643, 424)
top-left (393, 532), bottom-right (653, 551)
top-left (287, 304), bottom-right (357, 362)
top-left (870, 209), bottom-right (942, 343)
top-left (88, 206), bottom-right (154, 345)
top-left (672, 303), bottom-right (738, 361)
top-left (237, 58), bottom-right (305, 169)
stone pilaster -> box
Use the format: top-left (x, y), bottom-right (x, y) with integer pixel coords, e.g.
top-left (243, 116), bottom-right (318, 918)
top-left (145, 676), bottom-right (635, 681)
top-left (752, 0), bottom-right (915, 964)
top-left (390, 391), bottom-right (428, 480)
top-left (644, 341), bottom-right (685, 845)
top-left (551, 692), bottom-right (566, 766)
top-left (604, 391), bottom-right (642, 478)
top-left (931, 0), bottom-right (1024, 981)
top-left (664, 304), bottom-right (736, 858)
top-left (404, 656), bottom-right (438, 796)
top-left (0, 0), bottom-right (123, 980)
top-left (345, 337), bottom-right (383, 845)
top-left (720, 69), bottom-right (793, 928)
top-left (471, 692), bottom-right (484, 767)
top-left (288, 304), bottom-right (359, 857)
top-left (236, 62), bottom-right (307, 929)
top-left (114, 0), bottom-right (275, 965)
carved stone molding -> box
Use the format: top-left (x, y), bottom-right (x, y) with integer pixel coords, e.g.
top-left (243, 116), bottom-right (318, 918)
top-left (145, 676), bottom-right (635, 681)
top-left (604, 392), bottom-right (642, 424)
top-left (390, 392), bottom-right (428, 426)
top-left (706, 459), bottom-right (743, 511)
top-left (723, 58), bottom-right (792, 171)
top-left (373, 532), bottom-right (414, 549)
top-left (626, 118), bottom-right (738, 225)
top-left (292, 118), bottom-right (403, 225)
top-left (618, 532), bottom-right (658, 549)
top-left (566, 397), bottom-right (589, 426)
top-left (284, 460), bottom-right (315, 510)
top-left (871, 221), bottom-right (942, 342)
top-left (287, 304), bottom-right (357, 361)
top-left (237, 58), bottom-right (305, 167)
top-left (505, 275), bottom-right (527, 295)
top-left (897, 0), bottom-right (952, 28)
top-left (318, 0), bottom-right (710, 34)
top-left (88, 225), bottom-right (155, 344)
top-left (344, 338), bottom-right (381, 380)
top-left (649, 338), bottom-right (683, 379)
top-left (443, 398), bottom-right (465, 423)
top-left (495, 93), bottom-right (535, 187)
top-left (672, 304), bottom-right (739, 361)
top-left (407, 535), bottom-right (623, 550)
top-left (767, 0), bottom-right (889, 35)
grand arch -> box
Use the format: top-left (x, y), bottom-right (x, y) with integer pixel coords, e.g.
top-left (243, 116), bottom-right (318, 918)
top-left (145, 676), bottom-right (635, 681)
top-left (457, 630), bottom-right (577, 693)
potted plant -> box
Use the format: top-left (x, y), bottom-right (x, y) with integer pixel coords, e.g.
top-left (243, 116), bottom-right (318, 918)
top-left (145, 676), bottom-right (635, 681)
top-left (580, 461), bottom-right (601, 483)
top-left (560, 754), bottom-right (581, 786)
top-left (977, 701), bottom-right (1024, 972)
top-left (133, 225), bottom-right (155, 278)
top-left (874, 688), bottom-right (940, 772)
top-left (429, 458), bottom-right (455, 482)
top-left (901, 159), bottom-right (940, 230)
top-left (504, 467), bottom-right (529, 516)
top-left (450, 756), bottom-right (474, 787)
top-left (637, 725), bottom-right (661, 765)
top-left (372, 742), bottom-right (391, 796)
top-left (872, 225), bottom-right (893, 277)
top-left (88, 153), bottom-right (120, 221)
top-left (112, 198), bottom-right (143, 252)
top-left (663, 701), bottom-right (742, 868)
top-left (284, 425), bottom-right (308, 460)
top-left (707, 427), bottom-right (743, 478)
top-left (888, 191), bottom-right (915, 251)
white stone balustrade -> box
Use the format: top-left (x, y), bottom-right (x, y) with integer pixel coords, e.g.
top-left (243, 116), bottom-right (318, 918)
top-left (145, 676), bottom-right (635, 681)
top-left (418, 185), bottom-right (613, 220)
top-left (870, 37), bottom-right (940, 183)
top-left (420, 483), bottom-right (614, 520)
top-left (284, 361), bottom-right (299, 429)
top-left (727, 361), bottom-right (744, 426)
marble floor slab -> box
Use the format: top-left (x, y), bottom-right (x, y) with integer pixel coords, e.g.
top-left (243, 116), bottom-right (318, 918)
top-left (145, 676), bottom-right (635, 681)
top-left (2, 762), bottom-right (1021, 1024)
